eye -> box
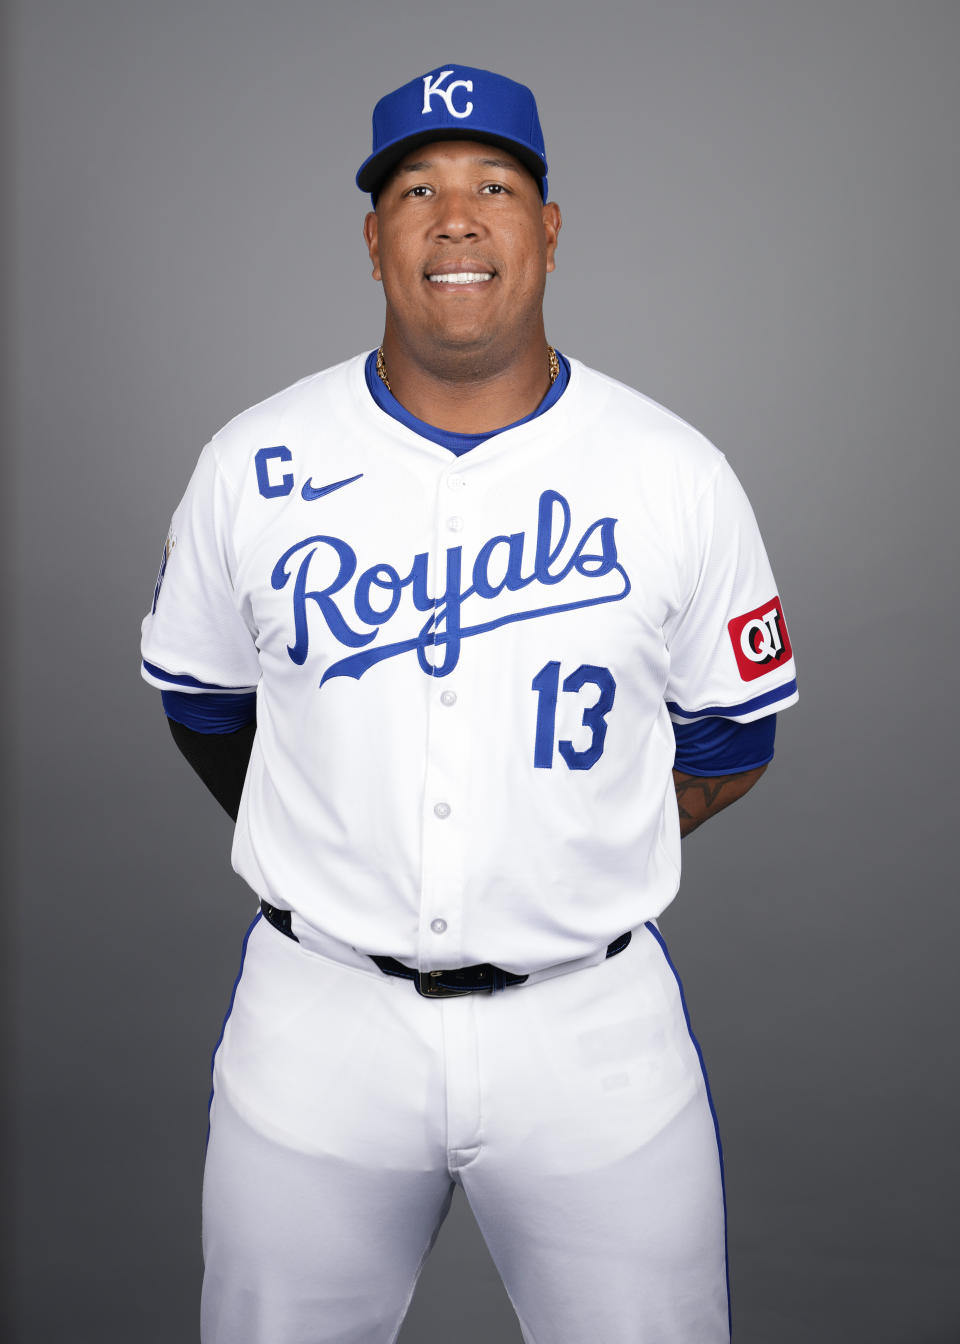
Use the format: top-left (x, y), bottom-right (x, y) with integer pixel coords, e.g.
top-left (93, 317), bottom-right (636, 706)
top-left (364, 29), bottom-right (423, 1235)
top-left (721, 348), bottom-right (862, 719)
top-left (404, 184), bottom-right (433, 198)
top-left (481, 182), bottom-right (509, 195)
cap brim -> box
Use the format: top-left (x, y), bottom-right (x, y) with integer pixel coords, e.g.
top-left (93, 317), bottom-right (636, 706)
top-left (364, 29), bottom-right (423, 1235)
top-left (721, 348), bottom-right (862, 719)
top-left (357, 127), bottom-right (547, 199)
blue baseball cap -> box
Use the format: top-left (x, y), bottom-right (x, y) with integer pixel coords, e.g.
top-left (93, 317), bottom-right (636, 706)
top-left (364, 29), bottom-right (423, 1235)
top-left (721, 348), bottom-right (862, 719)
top-left (356, 65), bottom-right (548, 202)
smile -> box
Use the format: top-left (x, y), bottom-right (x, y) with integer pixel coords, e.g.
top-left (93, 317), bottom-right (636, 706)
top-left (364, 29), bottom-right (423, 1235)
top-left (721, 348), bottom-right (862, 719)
top-left (427, 272), bottom-right (494, 285)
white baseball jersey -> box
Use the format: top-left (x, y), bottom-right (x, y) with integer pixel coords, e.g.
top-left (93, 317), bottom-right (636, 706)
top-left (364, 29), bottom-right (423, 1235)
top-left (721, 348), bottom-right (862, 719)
top-left (141, 353), bottom-right (797, 973)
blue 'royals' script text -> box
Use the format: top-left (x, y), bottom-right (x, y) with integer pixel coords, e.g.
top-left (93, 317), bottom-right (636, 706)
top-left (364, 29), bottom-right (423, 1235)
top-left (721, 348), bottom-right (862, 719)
top-left (270, 489), bottom-right (630, 685)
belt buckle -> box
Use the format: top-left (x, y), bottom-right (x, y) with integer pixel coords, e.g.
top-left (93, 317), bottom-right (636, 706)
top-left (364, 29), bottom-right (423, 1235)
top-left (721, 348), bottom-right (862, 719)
top-left (416, 970), bottom-right (476, 999)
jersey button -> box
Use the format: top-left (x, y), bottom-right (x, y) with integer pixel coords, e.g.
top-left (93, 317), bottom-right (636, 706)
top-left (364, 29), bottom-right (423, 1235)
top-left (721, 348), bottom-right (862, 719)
top-left (433, 802), bottom-right (451, 819)
top-left (446, 515), bottom-right (464, 532)
top-left (430, 918), bottom-right (448, 934)
top-left (440, 690), bottom-right (457, 707)
top-left (446, 475), bottom-right (467, 491)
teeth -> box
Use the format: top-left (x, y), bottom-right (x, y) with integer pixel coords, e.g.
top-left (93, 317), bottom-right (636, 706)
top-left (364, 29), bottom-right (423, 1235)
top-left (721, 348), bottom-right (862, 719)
top-left (428, 272), bottom-right (493, 284)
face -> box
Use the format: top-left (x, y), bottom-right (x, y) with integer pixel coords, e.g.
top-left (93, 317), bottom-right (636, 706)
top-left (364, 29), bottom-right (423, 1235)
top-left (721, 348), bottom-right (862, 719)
top-left (363, 140), bottom-right (561, 366)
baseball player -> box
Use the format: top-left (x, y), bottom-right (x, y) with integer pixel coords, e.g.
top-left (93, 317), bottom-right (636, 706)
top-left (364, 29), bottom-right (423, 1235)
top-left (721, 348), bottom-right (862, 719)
top-left (141, 65), bottom-right (797, 1344)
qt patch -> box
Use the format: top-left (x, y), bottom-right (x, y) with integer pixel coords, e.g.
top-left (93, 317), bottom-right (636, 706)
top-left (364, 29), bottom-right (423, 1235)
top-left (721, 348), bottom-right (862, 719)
top-left (728, 596), bottom-right (792, 681)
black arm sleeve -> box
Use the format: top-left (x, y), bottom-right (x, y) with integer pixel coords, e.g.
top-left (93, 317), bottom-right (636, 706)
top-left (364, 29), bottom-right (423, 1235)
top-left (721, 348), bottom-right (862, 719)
top-left (167, 719), bottom-right (256, 822)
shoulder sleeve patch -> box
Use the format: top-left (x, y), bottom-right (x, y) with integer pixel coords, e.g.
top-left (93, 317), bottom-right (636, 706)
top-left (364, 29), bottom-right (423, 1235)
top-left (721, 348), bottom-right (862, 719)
top-left (151, 525), bottom-right (177, 614)
top-left (727, 596), bottom-right (792, 681)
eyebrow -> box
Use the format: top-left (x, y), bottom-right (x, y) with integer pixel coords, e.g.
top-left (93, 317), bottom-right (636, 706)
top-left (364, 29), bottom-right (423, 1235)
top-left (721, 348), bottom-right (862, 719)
top-left (396, 156), bottom-right (523, 175)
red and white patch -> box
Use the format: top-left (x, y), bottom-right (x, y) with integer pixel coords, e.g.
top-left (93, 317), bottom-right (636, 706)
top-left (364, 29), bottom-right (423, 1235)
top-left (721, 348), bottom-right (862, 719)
top-left (728, 597), bottom-right (792, 681)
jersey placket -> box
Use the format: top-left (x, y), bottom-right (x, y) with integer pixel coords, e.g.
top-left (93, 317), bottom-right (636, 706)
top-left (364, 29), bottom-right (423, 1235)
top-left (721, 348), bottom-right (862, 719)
top-left (416, 465), bottom-right (473, 970)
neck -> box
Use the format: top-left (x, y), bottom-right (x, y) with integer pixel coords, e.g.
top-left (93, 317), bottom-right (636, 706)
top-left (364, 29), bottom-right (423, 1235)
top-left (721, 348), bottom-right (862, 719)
top-left (377, 324), bottom-right (555, 433)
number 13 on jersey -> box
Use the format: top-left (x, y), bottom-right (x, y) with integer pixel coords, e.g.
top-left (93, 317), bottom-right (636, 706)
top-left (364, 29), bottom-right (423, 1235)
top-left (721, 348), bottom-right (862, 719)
top-left (531, 662), bottom-right (617, 771)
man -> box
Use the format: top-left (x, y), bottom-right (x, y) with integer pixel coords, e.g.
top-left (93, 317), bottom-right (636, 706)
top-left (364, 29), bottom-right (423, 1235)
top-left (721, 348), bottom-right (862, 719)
top-left (141, 64), bottom-right (797, 1344)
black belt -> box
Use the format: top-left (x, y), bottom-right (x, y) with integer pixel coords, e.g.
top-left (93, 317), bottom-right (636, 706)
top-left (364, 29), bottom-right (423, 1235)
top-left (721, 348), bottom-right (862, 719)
top-left (260, 900), bottom-right (631, 1000)
top-left (261, 899), bottom-right (297, 940)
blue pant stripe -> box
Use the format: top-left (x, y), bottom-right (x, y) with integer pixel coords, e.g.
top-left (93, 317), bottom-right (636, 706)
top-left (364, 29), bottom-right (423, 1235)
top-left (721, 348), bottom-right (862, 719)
top-left (644, 920), bottom-right (732, 1342)
top-left (206, 911), bottom-right (262, 1143)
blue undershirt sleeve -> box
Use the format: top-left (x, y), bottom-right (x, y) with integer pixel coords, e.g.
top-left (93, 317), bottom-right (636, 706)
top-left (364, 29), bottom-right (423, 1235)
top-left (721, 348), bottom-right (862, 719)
top-left (161, 689), bottom-right (258, 734)
top-left (673, 714), bottom-right (776, 776)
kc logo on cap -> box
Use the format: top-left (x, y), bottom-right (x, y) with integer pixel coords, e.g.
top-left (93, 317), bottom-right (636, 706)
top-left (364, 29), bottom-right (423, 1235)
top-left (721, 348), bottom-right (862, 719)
top-left (356, 64), bottom-right (548, 201)
top-left (422, 69), bottom-right (474, 119)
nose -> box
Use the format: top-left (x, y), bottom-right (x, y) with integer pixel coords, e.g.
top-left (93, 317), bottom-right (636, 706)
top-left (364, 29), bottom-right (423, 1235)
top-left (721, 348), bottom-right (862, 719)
top-left (431, 188), bottom-right (483, 243)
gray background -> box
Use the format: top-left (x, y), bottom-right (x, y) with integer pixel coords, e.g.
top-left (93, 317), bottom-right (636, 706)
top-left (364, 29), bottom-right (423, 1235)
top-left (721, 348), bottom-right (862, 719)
top-left (7, 1), bottom-right (958, 1341)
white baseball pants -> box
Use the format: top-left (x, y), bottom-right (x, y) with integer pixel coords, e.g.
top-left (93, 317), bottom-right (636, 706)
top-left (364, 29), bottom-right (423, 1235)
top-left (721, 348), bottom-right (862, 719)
top-left (201, 915), bottom-right (730, 1343)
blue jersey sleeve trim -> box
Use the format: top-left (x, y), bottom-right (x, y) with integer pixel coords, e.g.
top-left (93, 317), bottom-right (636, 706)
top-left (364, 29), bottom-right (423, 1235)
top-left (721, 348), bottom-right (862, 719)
top-left (143, 659), bottom-right (254, 692)
top-left (161, 689), bottom-right (257, 733)
top-left (668, 677), bottom-right (797, 721)
top-left (673, 714), bottom-right (775, 776)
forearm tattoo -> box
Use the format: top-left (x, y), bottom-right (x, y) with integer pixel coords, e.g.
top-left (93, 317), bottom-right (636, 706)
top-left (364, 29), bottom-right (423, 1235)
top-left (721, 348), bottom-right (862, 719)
top-left (673, 767), bottom-right (767, 837)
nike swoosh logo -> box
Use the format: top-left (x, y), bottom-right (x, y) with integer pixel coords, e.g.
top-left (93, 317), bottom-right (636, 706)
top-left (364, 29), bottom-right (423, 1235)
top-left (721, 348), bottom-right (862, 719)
top-left (301, 472), bottom-right (364, 501)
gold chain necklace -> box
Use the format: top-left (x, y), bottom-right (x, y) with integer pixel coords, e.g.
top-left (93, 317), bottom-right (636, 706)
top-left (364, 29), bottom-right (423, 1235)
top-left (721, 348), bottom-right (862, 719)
top-left (376, 345), bottom-right (559, 395)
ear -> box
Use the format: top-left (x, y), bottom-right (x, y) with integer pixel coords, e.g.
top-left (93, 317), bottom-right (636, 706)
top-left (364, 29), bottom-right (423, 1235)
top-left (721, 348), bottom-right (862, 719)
top-left (542, 201), bottom-right (562, 274)
top-left (363, 211), bottom-right (381, 281)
